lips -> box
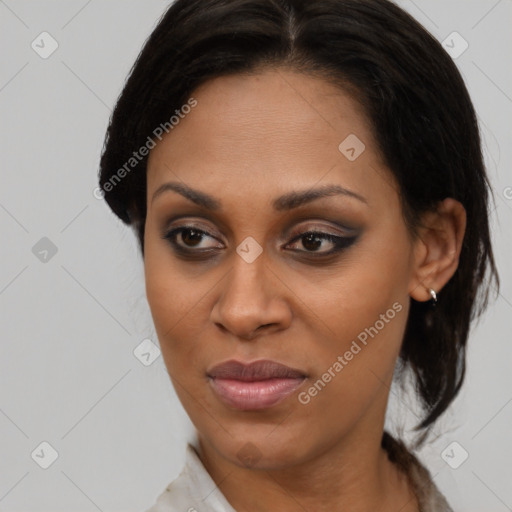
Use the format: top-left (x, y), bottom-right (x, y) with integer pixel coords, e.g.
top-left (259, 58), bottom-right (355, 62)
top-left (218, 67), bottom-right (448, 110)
top-left (208, 359), bottom-right (306, 381)
top-left (207, 359), bottom-right (307, 410)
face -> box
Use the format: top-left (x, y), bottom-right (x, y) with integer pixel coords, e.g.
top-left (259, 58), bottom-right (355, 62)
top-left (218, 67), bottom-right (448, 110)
top-left (144, 68), bottom-right (419, 470)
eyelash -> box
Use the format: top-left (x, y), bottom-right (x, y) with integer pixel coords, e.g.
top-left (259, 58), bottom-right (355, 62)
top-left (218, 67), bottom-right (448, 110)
top-left (161, 225), bottom-right (358, 259)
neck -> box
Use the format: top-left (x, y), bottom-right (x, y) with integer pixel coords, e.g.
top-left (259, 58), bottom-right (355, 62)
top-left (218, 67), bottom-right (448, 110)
top-left (196, 411), bottom-right (418, 511)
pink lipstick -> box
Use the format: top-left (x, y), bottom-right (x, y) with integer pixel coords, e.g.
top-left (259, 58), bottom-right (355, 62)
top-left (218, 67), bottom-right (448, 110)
top-left (207, 359), bottom-right (306, 410)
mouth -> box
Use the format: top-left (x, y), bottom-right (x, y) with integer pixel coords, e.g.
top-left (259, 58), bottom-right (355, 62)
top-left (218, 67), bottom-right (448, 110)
top-left (207, 359), bottom-right (307, 411)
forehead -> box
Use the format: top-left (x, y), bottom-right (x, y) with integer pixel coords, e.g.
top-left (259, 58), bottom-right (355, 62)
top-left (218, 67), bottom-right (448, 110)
top-left (146, 68), bottom-right (392, 210)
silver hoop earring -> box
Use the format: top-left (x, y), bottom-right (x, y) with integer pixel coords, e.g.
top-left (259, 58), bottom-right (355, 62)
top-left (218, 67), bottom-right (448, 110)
top-left (429, 288), bottom-right (437, 308)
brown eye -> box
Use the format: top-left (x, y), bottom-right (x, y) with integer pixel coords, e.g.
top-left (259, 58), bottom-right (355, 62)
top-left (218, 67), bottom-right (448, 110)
top-left (161, 224), bottom-right (358, 261)
top-left (180, 228), bottom-right (205, 247)
top-left (301, 233), bottom-right (324, 251)
top-left (163, 226), bottom-right (222, 251)
top-left (286, 230), bottom-right (358, 255)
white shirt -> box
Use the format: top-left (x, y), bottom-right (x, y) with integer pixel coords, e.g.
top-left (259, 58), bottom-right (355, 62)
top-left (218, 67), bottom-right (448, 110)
top-left (144, 443), bottom-right (236, 512)
top-left (144, 441), bottom-right (453, 512)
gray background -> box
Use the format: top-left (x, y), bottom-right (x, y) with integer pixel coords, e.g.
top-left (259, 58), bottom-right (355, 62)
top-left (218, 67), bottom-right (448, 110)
top-left (0, 1), bottom-right (511, 510)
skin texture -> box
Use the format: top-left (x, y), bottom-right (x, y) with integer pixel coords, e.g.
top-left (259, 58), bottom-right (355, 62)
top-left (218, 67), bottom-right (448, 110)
top-left (144, 68), bottom-right (466, 511)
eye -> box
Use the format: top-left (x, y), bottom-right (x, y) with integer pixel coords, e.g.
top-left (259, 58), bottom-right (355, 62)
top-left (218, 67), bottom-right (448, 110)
top-left (162, 224), bottom-right (358, 258)
top-left (162, 226), bottom-right (222, 253)
top-left (285, 230), bottom-right (358, 255)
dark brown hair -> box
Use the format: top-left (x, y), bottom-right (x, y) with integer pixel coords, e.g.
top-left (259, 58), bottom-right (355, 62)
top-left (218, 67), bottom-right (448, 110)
top-left (98, 0), bottom-right (499, 441)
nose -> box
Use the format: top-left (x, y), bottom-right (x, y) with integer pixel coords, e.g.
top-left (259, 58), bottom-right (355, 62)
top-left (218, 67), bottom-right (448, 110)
top-left (210, 251), bottom-right (292, 341)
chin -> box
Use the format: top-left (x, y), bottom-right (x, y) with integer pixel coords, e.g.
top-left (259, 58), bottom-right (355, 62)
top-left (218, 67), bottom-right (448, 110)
top-left (198, 422), bottom-right (318, 471)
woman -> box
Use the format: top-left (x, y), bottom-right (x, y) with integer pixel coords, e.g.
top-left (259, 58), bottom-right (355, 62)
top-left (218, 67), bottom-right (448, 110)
top-left (98, 0), bottom-right (499, 510)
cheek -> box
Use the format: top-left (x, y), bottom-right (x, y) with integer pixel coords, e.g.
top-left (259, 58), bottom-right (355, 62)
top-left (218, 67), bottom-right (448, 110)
top-left (143, 232), bottom-right (225, 384)
top-left (297, 230), bottom-right (412, 400)
top-left (303, 240), bottom-right (411, 350)
top-left (144, 237), bottom-right (197, 361)
top-left (145, 261), bottom-right (186, 336)
top-left (144, 224), bottom-right (198, 328)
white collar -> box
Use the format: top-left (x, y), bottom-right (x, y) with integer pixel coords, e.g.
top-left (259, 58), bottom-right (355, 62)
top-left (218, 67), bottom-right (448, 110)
top-left (145, 442), bottom-right (237, 512)
top-left (145, 440), bottom-right (453, 512)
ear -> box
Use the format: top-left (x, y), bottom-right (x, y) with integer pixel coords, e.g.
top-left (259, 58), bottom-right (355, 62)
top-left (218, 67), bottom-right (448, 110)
top-left (408, 198), bottom-right (467, 302)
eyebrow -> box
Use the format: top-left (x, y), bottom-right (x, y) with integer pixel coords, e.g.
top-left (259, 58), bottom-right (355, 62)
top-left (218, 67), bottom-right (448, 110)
top-left (151, 181), bottom-right (367, 211)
